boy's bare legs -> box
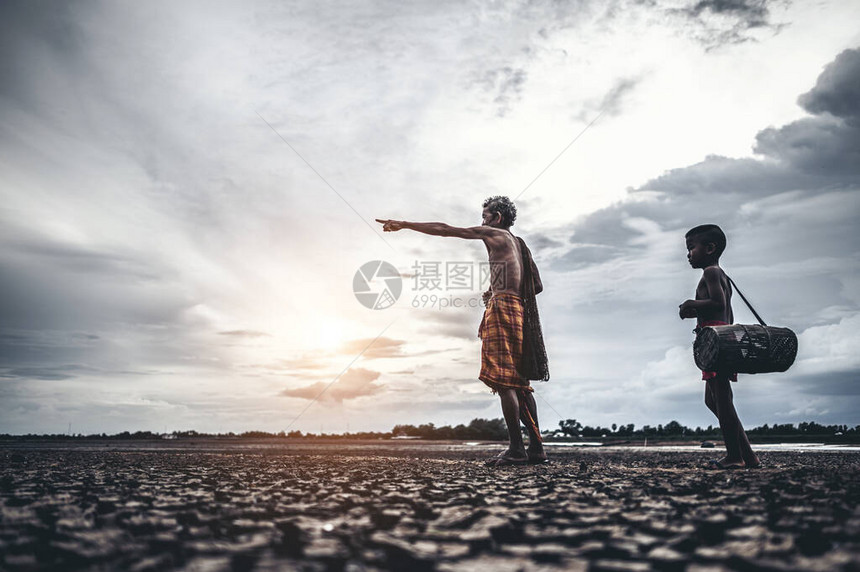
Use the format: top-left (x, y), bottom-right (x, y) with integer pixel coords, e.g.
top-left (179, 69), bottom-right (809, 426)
top-left (518, 391), bottom-right (546, 462)
top-left (738, 424), bottom-right (760, 468)
top-left (723, 380), bottom-right (759, 467)
top-left (707, 377), bottom-right (759, 468)
top-left (707, 377), bottom-right (743, 466)
top-left (495, 388), bottom-right (527, 462)
top-left (704, 382), bottom-right (719, 417)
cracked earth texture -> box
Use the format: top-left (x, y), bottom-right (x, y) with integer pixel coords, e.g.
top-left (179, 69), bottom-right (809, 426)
top-left (1, 443), bottom-right (858, 571)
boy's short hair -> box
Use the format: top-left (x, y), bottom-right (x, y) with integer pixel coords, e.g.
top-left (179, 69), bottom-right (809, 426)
top-left (686, 224), bottom-right (727, 258)
top-left (483, 196), bottom-right (517, 228)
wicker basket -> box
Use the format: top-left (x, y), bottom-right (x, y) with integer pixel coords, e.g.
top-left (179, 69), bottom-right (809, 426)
top-left (694, 324), bottom-right (798, 374)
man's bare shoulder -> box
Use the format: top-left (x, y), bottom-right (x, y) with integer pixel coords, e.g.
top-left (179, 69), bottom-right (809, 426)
top-left (483, 226), bottom-right (513, 236)
top-left (472, 226), bottom-right (513, 241)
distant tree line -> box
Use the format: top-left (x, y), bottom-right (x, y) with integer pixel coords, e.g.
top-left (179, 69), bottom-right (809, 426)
top-left (391, 418), bottom-right (507, 441)
top-left (1, 420), bottom-right (857, 441)
top-left (550, 419), bottom-right (858, 440)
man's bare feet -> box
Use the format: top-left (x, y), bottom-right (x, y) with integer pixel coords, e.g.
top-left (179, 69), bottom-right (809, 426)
top-left (485, 449), bottom-right (528, 467)
top-left (744, 456), bottom-right (762, 469)
top-left (527, 446), bottom-right (548, 465)
top-left (706, 457), bottom-right (745, 470)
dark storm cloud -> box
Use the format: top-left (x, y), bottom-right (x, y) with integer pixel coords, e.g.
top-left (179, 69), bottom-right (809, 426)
top-left (673, 0), bottom-right (784, 49)
top-left (632, 156), bottom-right (833, 200)
top-left (1, 367), bottom-right (75, 381)
top-left (684, 0), bottom-right (769, 21)
top-left (556, 48), bottom-right (860, 265)
top-left (579, 77), bottom-right (641, 121)
top-left (666, 48), bottom-right (860, 184)
top-left (754, 117), bottom-right (860, 177)
top-left (1, 364), bottom-right (102, 381)
top-left (797, 48), bottom-right (860, 120)
top-left (567, 205), bottom-right (643, 247)
top-left (792, 370), bottom-right (860, 397)
top-left (7, 239), bottom-right (160, 279)
top-left (0, 2), bottom-right (84, 106)
top-left (0, 235), bottom-right (217, 388)
top-left (599, 77), bottom-right (640, 117)
top-left (754, 49), bottom-right (860, 178)
top-left (0, 252), bottom-right (192, 332)
top-left (554, 244), bottom-right (626, 270)
top-left (472, 66), bottom-right (528, 117)
top-left (0, 210), bottom-right (201, 375)
top-left (71, 333), bottom-right (100, 340)
top-left (524, 232), bottom-right (564, 252)
top-left (0, 330), bottom-right (102, 375)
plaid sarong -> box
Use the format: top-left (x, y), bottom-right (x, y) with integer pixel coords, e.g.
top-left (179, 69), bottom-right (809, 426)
top-left (478, 293), bottom-right (531, 393)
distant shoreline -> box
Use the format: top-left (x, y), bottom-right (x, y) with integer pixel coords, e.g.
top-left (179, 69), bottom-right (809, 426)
top-left (2, 437), bottom-right (859, 452)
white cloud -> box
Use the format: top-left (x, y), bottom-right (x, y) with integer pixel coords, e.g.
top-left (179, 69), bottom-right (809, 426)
top-left (794, 313), bottom-right (860, 376)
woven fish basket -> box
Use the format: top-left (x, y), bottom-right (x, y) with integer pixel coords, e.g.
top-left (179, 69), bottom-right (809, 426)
top-left (694, 324), bottom-right (798, 374)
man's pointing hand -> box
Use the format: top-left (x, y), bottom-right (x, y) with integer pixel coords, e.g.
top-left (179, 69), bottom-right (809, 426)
top-left (376, 219), bottom-right (403, 232)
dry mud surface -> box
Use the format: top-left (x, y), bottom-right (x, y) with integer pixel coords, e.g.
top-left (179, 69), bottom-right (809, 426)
top-left (1, 442), bottom-right (858, 571)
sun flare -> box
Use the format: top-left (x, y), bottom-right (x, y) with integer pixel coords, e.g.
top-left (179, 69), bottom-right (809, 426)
top-left (310, 317), bottom-right (349, 352)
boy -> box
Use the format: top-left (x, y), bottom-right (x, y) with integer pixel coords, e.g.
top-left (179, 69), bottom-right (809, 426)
top-left (679, 224), bottom-right (760, 470)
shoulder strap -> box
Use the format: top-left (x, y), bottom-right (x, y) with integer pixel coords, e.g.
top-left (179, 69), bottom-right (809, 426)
top-left (726, 275), bottom-right (767, 327)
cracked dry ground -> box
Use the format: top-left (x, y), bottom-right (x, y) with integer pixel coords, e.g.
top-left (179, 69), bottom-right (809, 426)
top-left (1, 448), bottom-right (859, 571)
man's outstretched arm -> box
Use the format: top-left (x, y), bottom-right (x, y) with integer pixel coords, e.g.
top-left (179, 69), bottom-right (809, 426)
top-left (376, 219), bottom-right (491, 240)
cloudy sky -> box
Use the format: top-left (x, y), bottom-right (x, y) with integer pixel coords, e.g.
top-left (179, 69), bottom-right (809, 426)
top-left (1, 0), bottom-right (858, 435)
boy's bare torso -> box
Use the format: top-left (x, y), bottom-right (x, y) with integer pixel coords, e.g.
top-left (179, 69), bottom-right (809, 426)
top-left (696, 265), bottom-right (734, 324)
